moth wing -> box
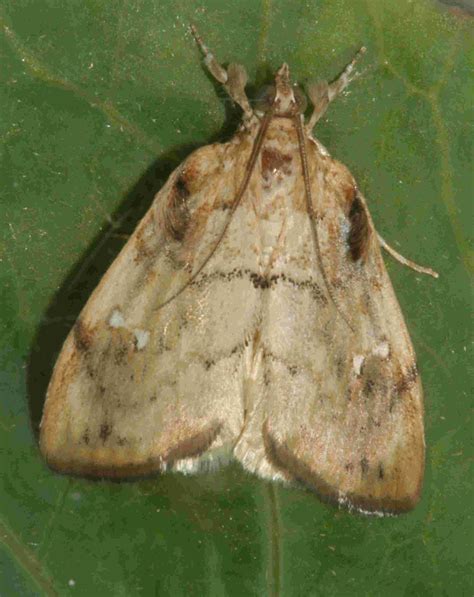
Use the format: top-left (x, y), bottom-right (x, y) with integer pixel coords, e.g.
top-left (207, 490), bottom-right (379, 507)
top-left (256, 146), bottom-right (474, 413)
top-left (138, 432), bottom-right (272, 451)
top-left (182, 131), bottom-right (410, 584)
top-left (40, 136), bottom-right (258, 477)
top-left (262, 150), bottom-right (424, 514)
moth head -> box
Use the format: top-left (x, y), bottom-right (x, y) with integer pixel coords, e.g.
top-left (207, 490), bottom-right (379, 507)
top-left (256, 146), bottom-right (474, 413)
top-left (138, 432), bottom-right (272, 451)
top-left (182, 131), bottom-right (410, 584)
top-left (255, 63), bottom-right (307, 117)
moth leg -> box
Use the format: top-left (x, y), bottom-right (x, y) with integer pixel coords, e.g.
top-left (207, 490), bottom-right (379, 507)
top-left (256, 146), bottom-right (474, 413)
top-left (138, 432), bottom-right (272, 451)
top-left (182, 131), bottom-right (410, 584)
top-left (190, 25), bottom-right (253, 118)
top-left (306, 46), bottom-right (366, 131)
top-left (378, 234), bottom-right (439, 278)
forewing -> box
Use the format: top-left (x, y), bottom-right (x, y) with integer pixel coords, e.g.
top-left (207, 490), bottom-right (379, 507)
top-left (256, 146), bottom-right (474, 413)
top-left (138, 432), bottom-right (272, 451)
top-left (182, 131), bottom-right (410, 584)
top-left (40, 133), bottom-right (260, 477)
top-left (263, 146), bottom-right (424, 514)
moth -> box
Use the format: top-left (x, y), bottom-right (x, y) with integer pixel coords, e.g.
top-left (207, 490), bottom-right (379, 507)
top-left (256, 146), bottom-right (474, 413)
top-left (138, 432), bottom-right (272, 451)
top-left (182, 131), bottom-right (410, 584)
top-left (40, 27), bottom-right (438, 516)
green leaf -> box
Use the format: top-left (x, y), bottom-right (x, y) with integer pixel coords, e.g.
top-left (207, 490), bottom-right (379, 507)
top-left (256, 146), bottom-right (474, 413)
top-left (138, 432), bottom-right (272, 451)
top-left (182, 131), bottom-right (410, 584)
top-left (1, 1), bottom-right (472, 595)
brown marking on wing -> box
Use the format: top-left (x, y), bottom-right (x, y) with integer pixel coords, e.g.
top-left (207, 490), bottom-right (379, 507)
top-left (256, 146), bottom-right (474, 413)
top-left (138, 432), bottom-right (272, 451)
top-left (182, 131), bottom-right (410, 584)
top-left (177, 161), bottom-right (224, 256)
top-left (73, 319), bottom-right (95, 352)
top-left (345, 378), bottom-right (363, 403)
top-left (178, 156), bottom-right (206, 195)
top-left (395, 364), bottom-right (419, 394)
top-left (163, 174), bottom-right (191, 241)
top-left (42, 455), bottom-right (158, 480)
top-left (347, 190), bottom-right (370, 262)
top-left (378, 463), bottom-right (385, 480)
top-left (133, 209), bottom-right (159, 263)
top-left (360, 457), bottom-right (369, 477)
top-left (99, 423), bottom-right (112, 444)
top-left (179, 142), bottom-right (230, 200)
top-left (41, 421), bottom-right (222, 480)
top-left (163, 422), bottom-right (222, 464)
top-left (262, 421), bottom-right (423, 515)
top-left (344, 184), bottom-right (356, 204)
top-left (113, 338), bottom-right (130, 366)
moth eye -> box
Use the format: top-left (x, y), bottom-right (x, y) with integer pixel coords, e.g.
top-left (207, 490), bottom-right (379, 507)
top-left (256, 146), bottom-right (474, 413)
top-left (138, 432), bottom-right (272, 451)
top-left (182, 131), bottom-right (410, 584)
top-left (254, 85), bottom-right (276, 112)
top-left (293, 86), bottom-right (307, 112)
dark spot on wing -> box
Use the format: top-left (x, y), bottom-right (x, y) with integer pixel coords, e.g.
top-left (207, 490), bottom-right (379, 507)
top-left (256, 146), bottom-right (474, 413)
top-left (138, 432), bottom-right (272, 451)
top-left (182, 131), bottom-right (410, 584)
top-left (388, 363), bottom-right (419, 412)
top-left (395, 364), bottom-right (419, 394)
top-left (347, 190), bottom-right (370, 261)
top-left (271, 272), bottom-right (327, 304)
top-left (344, 185), bottom-right (356, 203)
top-left (335, 356), bottom-right (345, 378)
top-left (262, 349), bottom-right (303, 381)
top-left (378, 463), bottom-right (385, 480)
top-left (250, 272), bottom-right (270, 289)
top-left (360, 457), bottom-right (369, 477)
top-left (82, 428), bottom-right (90, 445)
top-left (175, 175), bottom-right (189, 198)
top-left (164, 174), bottom-right (191, 241)
top-left (363, 378), bottom-right (375, 395)
top-left (230, 343), bottom-right (243, 356)
top-left (288, 365), bottom-right (298, 376)
top-left (99, 423), bottom-right (112, 443)
top-left (192, 269), bottom-right (327, 304)
top-left (114, 343), bottom-right (129, 366)
top-left (263, 366), bottom-right (271, 387)
top-left (74, 319), bottom-right (94, 352)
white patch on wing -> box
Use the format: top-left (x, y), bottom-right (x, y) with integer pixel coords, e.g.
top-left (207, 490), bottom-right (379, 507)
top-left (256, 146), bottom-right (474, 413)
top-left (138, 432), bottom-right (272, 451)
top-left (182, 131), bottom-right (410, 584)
top-left (109, 309), bottom-right (125, 328)
top-left (109, 311), bottom-right (150, 350)
top-left (337, 493), bottom-right (388, 518)
top-left (134, 329), bottom-right (150, 350)
top-left (352, 354), bottom-right (365, 376)
top-left (172, 446), bottom-right (234, 474)
top-left (340, 217), bottom-right (351, 244)
top-left (373, 341), bottom-right (390, 359)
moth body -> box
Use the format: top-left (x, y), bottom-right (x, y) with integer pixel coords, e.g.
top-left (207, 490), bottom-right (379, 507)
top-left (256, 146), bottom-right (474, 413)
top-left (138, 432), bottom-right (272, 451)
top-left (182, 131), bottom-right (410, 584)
top-left (40, 30), bottom-right (436, 516)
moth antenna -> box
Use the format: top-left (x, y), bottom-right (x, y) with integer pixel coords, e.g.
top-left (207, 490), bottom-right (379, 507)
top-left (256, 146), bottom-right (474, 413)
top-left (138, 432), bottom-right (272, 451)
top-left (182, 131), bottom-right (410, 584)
top-left (294, 114), bottom-right (354, 332)
top-left (154, 109), bottom-right (275, 312)
top-left (378, 234), bottom-right (439, 278)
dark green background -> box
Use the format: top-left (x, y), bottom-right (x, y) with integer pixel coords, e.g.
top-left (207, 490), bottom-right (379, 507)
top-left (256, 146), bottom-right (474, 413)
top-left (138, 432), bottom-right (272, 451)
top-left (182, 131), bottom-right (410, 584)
top-left (1, 1), bottom-right (472, 595)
